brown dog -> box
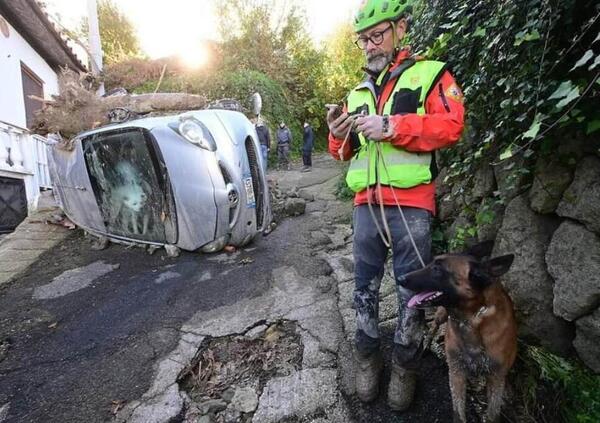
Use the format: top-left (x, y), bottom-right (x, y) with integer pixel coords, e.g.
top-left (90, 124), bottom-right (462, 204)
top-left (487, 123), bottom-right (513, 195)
top-left (400, 241), bottom-right (517, 423)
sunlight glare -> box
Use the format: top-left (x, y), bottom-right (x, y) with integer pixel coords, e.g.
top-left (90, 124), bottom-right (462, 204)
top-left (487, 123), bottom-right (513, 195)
top-left (178, 42), bottom-right (210, 69)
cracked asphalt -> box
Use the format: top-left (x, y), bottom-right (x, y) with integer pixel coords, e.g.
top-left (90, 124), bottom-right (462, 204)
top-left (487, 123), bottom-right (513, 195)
top-left (0, 154), bottom-right (463, 423)
top-left (0, 155), bottom-right (347, 423)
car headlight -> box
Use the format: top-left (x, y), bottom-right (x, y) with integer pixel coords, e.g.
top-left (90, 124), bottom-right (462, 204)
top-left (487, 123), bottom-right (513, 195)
top-left (173, 117), bottom-right (217, 151)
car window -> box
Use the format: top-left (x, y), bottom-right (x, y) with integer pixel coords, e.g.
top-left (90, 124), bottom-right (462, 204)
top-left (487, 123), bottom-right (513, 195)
top-left (82, 128), bottom-right (174, 243)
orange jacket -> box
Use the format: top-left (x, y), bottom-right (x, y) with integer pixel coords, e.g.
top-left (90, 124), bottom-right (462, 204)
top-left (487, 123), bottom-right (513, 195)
top-left (329, 49), bottom-right (465, 214)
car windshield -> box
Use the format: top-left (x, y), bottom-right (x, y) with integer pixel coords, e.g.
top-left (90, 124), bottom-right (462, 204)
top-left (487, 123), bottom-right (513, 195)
top-left (82, 128), bottom-right (175, 242)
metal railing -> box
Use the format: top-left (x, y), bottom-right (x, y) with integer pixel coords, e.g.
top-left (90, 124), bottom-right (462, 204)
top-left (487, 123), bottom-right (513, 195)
top-left (32, 134), bottom-right (52, 189)
top-left (0, 121), bottom-right (28, 173)
top-left (0, 120), bottom-right (52, 190)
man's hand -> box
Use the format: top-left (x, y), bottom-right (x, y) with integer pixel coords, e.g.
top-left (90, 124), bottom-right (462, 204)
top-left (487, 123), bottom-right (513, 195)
top-left (327, 109), bottom-right (355, 139)
top-left (355, 115), bottom-right (394, 141)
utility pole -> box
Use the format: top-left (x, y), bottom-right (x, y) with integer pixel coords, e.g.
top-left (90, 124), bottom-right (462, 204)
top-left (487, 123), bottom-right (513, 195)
top-left (87, 0), bottom-right (105, 95)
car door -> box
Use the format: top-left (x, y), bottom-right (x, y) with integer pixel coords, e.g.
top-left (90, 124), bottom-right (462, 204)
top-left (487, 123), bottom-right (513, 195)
top-left (49, 140), bottom-right (107, 233)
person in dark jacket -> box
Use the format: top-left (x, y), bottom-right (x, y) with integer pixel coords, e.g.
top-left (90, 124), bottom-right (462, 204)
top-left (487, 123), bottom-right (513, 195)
top-left (276, 122), bottom-right (292, 170)
top-left (302, 122), bottom-right (314, 172)
top-left (254, 118), bottom-right (271, 173)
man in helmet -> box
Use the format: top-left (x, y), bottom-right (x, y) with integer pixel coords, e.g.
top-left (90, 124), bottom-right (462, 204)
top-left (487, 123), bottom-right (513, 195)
top-left (326, 0), bottom-right (465, 411)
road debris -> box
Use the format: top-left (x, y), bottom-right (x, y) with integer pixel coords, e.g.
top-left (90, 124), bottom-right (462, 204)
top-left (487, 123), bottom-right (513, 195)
top-left (180, 321), bottom-right (302, 423)
top-left (46, 212), bottom-right (76, 230)
top-left (90, 236), bottom-right (109, 251)
top-left (146, 245), bottom-right (161, 255)
top-left (0, 339), bottom-right (11, 363)
top-left (111, 400), bottom-right (126, 416)
top-left (165, 245), bottom-right (180, 258)
top-left (238, 258), bottom-right (254, 266)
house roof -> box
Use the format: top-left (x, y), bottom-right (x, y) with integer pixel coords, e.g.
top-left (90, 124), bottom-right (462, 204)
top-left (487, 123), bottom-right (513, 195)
top-left (0, 0), bottom-right (86, 72)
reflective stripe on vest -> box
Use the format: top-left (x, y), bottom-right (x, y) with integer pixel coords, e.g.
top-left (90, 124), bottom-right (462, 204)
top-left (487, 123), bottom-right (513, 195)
top-left (345, 60), bottom-right (446, 193)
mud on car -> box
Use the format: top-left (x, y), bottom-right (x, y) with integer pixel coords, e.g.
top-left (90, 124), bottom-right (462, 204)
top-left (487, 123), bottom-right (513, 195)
top-left (49, 108), bottom-right (271, 253)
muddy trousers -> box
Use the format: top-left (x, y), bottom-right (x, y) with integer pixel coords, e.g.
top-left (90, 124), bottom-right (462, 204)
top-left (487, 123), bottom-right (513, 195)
top-left (352, 205), bottom-right (431, 366)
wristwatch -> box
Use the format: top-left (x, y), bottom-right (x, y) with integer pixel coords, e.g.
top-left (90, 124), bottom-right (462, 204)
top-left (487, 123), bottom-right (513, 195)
top-left (382, 115), bottom-right (390, 137)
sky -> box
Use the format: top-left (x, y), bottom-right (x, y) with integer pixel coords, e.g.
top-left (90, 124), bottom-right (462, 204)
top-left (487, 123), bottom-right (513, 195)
top-left (44, 0), bottom-right (360, 65)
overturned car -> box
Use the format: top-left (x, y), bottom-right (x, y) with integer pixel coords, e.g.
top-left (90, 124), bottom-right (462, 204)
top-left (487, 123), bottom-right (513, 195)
top-left (49, 108), bottom-right (271, 253)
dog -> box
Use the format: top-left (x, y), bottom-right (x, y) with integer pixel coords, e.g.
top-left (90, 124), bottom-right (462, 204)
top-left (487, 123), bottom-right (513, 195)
top-left (400, 241), bottom-right (517, 423)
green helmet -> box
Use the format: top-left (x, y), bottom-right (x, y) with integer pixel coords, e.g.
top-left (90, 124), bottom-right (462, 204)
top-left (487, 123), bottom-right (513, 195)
top-left (353, 0), bottom-right (414, 33)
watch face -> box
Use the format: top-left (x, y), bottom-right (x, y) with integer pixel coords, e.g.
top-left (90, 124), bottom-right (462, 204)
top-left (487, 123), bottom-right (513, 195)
top-left (0, 17), bottom-right (9, 38)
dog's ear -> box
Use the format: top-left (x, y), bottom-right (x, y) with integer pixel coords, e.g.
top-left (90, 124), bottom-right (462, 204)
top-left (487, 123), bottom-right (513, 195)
top-left (483, 254), bottom-right (515, 277)
top-left (465, 241), bottom-right (495, 259)
top-left (469, 254), bottom-right (514, 289)
top-left (469, 262), bottom-right (493, 289)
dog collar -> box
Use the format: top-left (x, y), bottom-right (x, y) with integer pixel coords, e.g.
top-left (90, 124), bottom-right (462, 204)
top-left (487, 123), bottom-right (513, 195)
top-left (449, 306), bottom-right (488, 328)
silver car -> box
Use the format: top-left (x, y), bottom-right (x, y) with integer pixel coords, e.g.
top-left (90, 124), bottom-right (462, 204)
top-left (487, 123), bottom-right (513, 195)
top-left (49, 109), bottom-right (271, 253)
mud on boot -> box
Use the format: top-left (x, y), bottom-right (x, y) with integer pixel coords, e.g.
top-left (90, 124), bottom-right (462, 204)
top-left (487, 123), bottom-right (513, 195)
top-left (355, 349), bottom-right (383, 402)
top-left (388, 361), bottom-right (417, 411)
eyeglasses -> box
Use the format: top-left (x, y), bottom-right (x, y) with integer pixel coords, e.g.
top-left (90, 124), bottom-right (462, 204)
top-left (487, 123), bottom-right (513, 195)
top-left (354, 25), bottom-right (393, 49)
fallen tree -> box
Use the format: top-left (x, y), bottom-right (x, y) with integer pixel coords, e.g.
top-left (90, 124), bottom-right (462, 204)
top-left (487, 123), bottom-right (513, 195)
top-left (33, 69), bottom-right (207, 140)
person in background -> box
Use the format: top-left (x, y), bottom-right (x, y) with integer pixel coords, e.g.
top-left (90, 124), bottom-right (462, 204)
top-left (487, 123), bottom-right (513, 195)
top-left (301, 122), bottom-right (314, 172)
top-left (254, 117), bottom-right (271, 173)
top-left (276, 122), bottom-right (292, 170)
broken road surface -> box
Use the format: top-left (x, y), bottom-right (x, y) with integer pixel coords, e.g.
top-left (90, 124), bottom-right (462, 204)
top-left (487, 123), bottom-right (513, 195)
top-left (0, 155), bottom-right (458, 423)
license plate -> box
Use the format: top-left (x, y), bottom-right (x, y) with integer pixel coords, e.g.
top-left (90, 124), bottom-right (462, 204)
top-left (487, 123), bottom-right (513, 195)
top-left (244, 177), bottom-right (256, 207)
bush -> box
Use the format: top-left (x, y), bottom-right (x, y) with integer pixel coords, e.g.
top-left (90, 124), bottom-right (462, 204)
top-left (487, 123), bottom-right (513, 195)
top-left (513, 345), bottom-right (600, 423)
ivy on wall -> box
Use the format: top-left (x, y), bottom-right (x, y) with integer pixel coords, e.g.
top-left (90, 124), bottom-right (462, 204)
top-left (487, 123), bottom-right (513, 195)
top-left (412, 0), bottom-right (599, 186)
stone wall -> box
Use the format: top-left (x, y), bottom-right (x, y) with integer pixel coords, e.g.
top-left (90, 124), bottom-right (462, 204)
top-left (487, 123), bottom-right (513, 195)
top-left (437, 143), bottom-right (600, 372)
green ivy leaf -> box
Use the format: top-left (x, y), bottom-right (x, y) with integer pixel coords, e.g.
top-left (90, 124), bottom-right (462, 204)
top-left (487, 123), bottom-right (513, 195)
top-left (473, 27), bottom-right (486, 37)
top-left (525, 29), bottom-right (541, 41)
top-left (556, 86), bottom-right (580, 109)
top-left (523, 120), bottom-right (541, 139)
top-left (570, 50), bottom-right (594, 71)
top-left (594, 32), bottom-right (600, 44)
top-left (587, 120), bottom-right (600, 134)
top-left (548, 81), bottom-right (575, 100)
top-left (514, 29), bottom-right (541, 46)
top-left (499, 146), bottom-right (513, 160)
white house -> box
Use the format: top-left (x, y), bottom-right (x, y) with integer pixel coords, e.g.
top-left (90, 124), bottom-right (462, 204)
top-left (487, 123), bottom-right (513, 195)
top-left (0, 0), bottom-right (86, 233)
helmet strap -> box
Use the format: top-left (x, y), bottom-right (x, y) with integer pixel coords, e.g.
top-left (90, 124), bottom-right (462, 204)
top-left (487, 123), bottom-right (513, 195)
top-left (391, 20), bottom-right (401, 54)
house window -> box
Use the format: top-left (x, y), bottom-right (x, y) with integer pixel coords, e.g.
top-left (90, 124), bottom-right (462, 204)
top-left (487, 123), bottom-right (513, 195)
top-left (21, 63), bottom-right (44, 129)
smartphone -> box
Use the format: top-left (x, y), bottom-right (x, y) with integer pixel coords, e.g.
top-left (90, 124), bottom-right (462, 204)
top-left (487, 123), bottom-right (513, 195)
top-left (348, 103), bottom-right (369, 117)
top-left (325, 104), bottom-right (343, 120)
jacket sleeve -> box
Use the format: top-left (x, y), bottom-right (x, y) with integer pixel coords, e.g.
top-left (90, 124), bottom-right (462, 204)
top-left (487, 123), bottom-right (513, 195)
top-left (328, 132), bottom-right (354, 161)
top-left (387, 70), bottom-right (465, 152)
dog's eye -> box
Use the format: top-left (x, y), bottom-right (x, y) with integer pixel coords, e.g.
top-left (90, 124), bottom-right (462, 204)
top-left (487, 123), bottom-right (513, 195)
top-left (432, 265), bottom-right (443, 278)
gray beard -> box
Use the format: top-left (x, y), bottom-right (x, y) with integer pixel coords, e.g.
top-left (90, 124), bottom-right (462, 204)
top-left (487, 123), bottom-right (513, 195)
top-left (365, 51), bottom-right (394, 74)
